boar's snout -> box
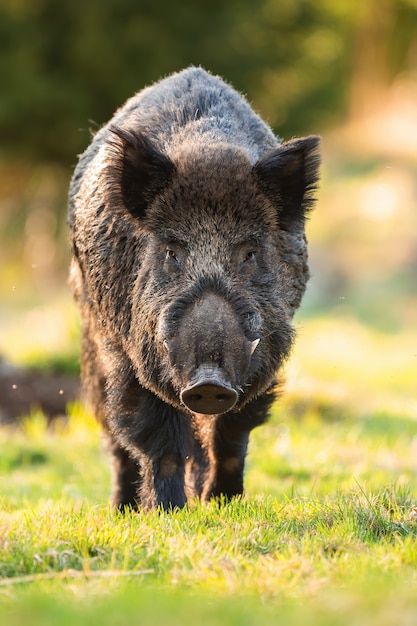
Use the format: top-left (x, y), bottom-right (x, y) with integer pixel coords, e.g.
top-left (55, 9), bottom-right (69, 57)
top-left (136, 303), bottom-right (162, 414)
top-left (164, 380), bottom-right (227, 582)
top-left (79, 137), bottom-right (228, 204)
top-left (159, 290), bottom-right (263, 414)
top-left (180, 364), bottom-right (238, 415)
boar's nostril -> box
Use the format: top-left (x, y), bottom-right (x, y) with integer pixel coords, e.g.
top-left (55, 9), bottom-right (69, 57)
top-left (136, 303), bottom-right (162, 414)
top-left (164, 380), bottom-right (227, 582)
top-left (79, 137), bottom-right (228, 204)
top-left (216, 393), bottom-right (232, 402)
top-left (180, 382), bottom-right (238, 415)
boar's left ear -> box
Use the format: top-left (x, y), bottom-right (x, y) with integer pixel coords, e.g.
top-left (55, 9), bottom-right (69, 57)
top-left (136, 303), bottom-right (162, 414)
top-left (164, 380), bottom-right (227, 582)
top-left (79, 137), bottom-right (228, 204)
top-left (254, 136), bottom-right (320, 230)
top-left (107, 125), bottom-right (176, 219)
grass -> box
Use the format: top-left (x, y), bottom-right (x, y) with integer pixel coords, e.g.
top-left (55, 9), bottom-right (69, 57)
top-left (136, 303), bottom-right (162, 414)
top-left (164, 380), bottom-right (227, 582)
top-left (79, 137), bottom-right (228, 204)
top-left (0, 137), bottom-right (416, 623)
top-left (1, 315), bottom-right (417, 625)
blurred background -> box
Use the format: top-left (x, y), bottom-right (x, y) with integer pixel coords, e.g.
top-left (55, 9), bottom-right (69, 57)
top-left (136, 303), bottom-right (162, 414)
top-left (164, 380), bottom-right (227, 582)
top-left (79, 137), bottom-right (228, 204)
top-left (0, 0), bottom-right (416, 421)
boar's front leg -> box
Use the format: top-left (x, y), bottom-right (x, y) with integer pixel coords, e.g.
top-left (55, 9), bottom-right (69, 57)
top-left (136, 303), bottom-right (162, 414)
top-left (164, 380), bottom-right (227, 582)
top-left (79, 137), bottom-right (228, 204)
top-left (202, 390), bottom-right (276, 501)
top-left (202, 415), bottom-right (249, 500)
top-left (132, 400), bottom-right (193, 510)
top-left (106, 369), bottom-right (192, 510)
top-left (138, 437), bottom-right (188, 511)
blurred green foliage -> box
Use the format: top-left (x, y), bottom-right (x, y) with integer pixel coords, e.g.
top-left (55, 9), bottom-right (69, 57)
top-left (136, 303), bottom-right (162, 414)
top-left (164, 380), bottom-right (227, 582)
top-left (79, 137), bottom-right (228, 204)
top-left (0, 0), bottom-right (416, 164)
top-left (0, 0), bottom-right (416, 368)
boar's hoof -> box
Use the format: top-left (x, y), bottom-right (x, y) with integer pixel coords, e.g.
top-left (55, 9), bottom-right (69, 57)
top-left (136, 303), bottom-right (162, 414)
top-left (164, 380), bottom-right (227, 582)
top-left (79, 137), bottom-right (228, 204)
top-left (180, 367), bottom-right (238, 415)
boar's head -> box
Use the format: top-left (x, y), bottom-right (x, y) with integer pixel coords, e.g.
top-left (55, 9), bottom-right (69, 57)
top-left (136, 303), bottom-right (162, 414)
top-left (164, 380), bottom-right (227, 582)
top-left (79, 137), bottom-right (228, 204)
top-left (103, 127), bottom-right (320, 416)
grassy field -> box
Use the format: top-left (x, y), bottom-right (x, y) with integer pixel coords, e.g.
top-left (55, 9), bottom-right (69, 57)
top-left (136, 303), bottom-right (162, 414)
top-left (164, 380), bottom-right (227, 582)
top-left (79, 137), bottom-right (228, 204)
top-left (1, 312), bottom-right (416, 625)
top-left (1, 125), bottom-right (416, 622)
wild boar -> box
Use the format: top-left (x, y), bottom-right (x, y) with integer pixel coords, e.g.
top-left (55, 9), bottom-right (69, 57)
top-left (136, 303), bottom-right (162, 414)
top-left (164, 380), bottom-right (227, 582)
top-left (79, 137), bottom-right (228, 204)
top-left (68, 66), bottom-right (320, 510)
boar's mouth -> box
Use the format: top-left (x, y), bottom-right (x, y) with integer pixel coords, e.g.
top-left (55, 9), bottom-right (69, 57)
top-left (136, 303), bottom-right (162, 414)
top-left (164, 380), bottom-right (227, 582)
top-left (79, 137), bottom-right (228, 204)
top-left (180, 364), bottom-right (238, 415)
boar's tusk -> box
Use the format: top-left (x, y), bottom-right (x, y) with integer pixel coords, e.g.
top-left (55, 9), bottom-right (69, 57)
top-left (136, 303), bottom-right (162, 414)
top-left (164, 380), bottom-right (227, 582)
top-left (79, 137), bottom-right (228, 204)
top-left (250, 338), bottom-right (260, 355)
top-left (163, 340), bottom-right (170, 352)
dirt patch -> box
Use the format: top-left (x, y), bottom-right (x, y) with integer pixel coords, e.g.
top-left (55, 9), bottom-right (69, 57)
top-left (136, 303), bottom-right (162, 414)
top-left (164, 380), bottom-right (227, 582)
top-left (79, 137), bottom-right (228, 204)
top-left (0, 358), bottom-right (80, 423)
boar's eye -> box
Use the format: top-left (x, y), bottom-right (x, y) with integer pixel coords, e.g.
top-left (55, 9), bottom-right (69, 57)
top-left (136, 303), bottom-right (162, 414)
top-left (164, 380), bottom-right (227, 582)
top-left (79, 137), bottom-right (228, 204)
top-left (243, 250), bottom-right (256, 263)
top-left (166, 249), bottom-right (178, 262)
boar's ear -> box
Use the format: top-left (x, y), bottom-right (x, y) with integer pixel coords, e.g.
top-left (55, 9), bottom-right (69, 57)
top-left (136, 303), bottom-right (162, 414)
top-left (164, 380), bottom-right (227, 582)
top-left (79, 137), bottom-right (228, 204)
top-left (254, 136), bottom-right (320, 230)
top-left (107, 125), bottom-right (175, 219)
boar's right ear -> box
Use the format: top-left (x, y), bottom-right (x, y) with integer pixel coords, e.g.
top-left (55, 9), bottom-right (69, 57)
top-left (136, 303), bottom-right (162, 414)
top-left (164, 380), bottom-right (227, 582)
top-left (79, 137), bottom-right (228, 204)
top-left (254, 136), bottom-right (320, 231)
top-left (107, 125), bottom-right (176, 219)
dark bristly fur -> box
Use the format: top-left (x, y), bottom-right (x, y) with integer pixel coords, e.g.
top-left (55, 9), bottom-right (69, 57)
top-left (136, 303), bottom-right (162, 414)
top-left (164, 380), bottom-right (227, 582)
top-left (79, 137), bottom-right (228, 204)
top-left (68, 67), bottom-right (320, 510)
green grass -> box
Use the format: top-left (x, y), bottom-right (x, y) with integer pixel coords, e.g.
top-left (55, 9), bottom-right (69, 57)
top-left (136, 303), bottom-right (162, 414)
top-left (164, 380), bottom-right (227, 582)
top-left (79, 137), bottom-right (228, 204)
top-left (1, 315), bottom-right (417, 626)
top-left (0, 101), bottom-right (416, 623)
